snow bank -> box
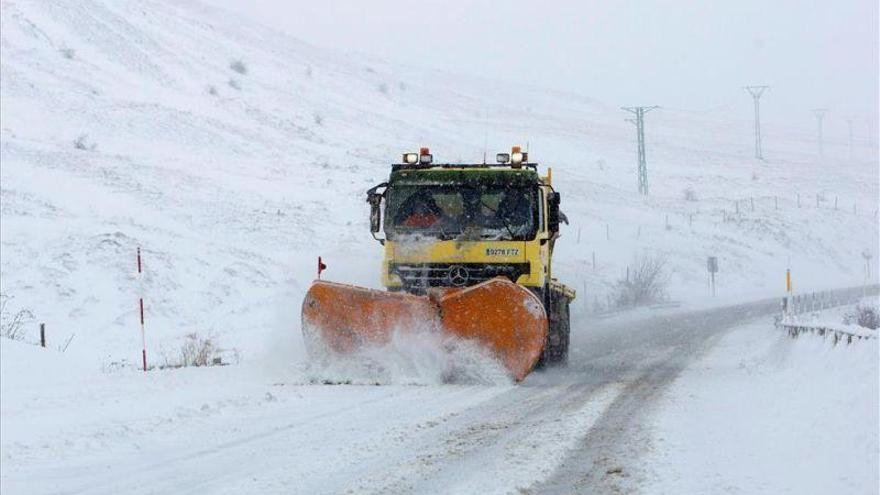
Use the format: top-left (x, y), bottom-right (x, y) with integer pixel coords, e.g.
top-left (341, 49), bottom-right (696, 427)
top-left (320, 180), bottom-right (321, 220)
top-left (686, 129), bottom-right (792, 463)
top-left (643, 321), bottom-right (879, 494)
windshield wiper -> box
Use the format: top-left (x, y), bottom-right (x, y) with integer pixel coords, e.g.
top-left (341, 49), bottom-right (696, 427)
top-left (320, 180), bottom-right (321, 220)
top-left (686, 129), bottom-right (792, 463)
top-left (480, 200), bottom-right (515, 239)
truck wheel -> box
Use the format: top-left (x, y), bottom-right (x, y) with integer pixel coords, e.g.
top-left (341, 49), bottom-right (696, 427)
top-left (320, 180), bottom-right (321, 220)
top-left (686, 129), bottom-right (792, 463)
top-left (537, 295), bottom-right (570, 368)
top-left (551, 298), bottom-right (570, 366)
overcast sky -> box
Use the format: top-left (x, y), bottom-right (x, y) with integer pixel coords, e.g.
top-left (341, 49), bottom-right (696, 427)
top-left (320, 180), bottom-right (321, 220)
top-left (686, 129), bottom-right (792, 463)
top-left (206, 0), bottom-right (878, 133)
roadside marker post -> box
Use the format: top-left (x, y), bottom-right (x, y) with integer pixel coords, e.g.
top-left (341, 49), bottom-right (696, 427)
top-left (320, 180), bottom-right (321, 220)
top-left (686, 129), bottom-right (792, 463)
top-left (784, 268), bottom-right (793, 317)
top-left (317, 256), bottom-right (327, 280)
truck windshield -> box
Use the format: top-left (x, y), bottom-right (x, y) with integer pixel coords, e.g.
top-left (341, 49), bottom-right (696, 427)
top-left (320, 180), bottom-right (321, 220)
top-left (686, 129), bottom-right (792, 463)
top-left (385, 185), bottom-right (537, 241)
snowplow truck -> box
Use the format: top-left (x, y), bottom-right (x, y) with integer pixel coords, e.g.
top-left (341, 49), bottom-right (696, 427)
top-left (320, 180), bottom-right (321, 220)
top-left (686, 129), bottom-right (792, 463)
top-left (302, 147), bottom-right (575, 381)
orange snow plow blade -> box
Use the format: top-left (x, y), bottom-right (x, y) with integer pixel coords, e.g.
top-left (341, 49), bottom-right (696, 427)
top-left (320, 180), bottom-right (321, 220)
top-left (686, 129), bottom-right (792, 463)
top-left (301, 278), bottom-right (548, 381)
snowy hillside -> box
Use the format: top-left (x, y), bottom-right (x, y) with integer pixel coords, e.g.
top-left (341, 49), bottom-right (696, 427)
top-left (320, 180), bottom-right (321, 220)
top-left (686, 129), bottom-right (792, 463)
top-left (1, 0), bottom-right (878, 370)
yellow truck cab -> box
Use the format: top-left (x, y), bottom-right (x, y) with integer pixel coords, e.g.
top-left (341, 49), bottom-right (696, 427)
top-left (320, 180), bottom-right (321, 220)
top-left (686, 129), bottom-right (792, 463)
top-left (366, 147), bottom-right (576, 364)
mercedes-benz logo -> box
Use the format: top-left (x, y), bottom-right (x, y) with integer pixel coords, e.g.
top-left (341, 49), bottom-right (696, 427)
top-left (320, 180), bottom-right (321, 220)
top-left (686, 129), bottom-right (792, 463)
top-left (447, 265), bottom-right (470, 287)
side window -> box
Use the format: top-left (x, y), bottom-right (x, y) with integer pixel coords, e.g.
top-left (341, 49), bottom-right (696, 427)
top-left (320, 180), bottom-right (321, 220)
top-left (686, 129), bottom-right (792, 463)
top-left (538, 189), bottom-right (545, 232)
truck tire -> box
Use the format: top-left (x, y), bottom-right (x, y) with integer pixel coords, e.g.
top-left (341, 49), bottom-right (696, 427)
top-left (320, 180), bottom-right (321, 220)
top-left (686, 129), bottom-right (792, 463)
top-left (536, 292), bottom-right (570, 368)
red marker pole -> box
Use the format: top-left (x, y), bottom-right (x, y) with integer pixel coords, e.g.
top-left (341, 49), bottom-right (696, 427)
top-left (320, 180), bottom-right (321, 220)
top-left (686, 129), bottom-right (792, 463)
top-left (137, 247), bottom-right (147, 372)
top-left (317, 256), bottom-right (327, 280)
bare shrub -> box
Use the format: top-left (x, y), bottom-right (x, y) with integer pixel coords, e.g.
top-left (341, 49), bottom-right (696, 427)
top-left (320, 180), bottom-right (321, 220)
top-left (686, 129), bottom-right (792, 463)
top-left (1, 294), bottom-right (34, 341)
top-left (611, 255), bottom-right (669, 308)
top-left (229, 59), bottom-right (247, 75)
top-left (844, 304), bottom-right (879, 330)
top-left (683, 187), bottom-right (698, 202)
top-left (228, 78), bottom-right (241, 90)
top-left (174, 332), bottom-right (220, 367)
top-left (313, 112), bottom-right (324, 126)
top-left (60, 48), bottom-right (76, 60)
top-left (73, 134), bottom-right (96, 151)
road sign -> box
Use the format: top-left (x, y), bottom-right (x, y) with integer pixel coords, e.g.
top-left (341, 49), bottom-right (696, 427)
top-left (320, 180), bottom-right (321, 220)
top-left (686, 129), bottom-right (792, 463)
top-left (707, 256), bottom-right (718, 297)
top-left (707, 257), bottom-right (718, 273)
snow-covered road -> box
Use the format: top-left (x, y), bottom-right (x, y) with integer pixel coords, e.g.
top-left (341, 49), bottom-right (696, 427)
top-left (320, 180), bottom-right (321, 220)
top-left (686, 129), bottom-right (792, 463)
top-left (9, 291), bottom-right (853, 495)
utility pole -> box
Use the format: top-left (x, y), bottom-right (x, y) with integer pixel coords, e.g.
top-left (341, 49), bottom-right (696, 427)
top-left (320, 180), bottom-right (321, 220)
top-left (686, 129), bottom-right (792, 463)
top-left (622, 106), bottom-right (659, 195)
top-left (812, 109), bottom-right (828, 160)
top-left (744, 86), bottom-right (769, 160)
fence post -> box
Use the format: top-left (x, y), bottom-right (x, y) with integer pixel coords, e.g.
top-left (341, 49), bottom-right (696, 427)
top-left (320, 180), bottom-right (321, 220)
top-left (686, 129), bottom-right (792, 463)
top-left (775, 196), bottom-right (778, 210)
top-left (751, 197), bottom-right (755, 211)
top-left (40, 323), bottom-right (45, 348)
top-left (797, 193), bottom-right (801, 208)
top-left (137, 247), bottom-right (147, 372)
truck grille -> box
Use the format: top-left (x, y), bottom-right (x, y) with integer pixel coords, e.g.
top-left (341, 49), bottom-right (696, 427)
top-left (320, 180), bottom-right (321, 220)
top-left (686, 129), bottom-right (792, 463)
top-left (390, 263), bottom-right (530, 292)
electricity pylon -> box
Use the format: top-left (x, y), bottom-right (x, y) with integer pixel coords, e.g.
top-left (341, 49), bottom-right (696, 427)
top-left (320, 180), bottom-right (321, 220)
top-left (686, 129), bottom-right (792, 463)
top-left (622, 106), bottom-right (659, 195)
top-left (744, 86), bottom-right (770, 160)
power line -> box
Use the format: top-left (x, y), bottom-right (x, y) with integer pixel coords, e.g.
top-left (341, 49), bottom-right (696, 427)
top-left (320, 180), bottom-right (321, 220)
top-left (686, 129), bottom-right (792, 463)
top-left (811, 109), bottom-right (828, 160)
top-left (743, 86), bottom-right (770, 160)
top-left (622, 106), bottom-right (659, 195)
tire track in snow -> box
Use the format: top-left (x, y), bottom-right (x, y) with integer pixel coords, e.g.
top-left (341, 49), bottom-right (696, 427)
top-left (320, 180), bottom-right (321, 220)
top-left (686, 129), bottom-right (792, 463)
top-left (530, 296), bottom-right (790, 494)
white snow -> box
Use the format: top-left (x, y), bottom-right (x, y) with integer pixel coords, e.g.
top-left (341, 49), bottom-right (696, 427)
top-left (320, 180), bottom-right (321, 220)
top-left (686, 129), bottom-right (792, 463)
top-left (643, 321), bottom-right (879, 494)
top-left (0, 337), bottom-right (627, 494)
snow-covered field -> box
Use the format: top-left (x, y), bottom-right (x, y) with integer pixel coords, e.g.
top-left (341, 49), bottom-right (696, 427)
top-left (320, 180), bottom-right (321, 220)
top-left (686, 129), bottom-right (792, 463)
top-left (644, 317), bottom-right (878, 494)
top-left (1, 1), bottom-right (878, 493)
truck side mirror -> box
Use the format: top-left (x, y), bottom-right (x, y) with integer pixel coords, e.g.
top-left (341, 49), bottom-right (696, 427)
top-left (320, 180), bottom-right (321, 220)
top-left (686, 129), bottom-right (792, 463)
top-left (367, 192), bottom-right (382, 233)
top-left (548, 192), bottom-right (561, 235)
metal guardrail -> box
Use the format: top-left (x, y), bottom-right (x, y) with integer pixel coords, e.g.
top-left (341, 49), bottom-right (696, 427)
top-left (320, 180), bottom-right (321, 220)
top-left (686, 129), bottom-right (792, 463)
top-left (780, 323), bottom-right (875, 344)
top-left (776, 285), bottom-right (879, 344)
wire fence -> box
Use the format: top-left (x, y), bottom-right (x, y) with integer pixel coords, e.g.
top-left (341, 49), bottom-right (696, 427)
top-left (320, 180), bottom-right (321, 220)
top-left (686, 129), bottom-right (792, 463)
top-left (573, 191), bottom-right (878, 247)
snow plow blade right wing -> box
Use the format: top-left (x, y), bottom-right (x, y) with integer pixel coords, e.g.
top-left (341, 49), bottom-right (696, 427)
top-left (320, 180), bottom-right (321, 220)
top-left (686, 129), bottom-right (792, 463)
top-left (433, 279), bottom-right (548, 381)
top-left (301, 278), bottom-right (548, 382)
